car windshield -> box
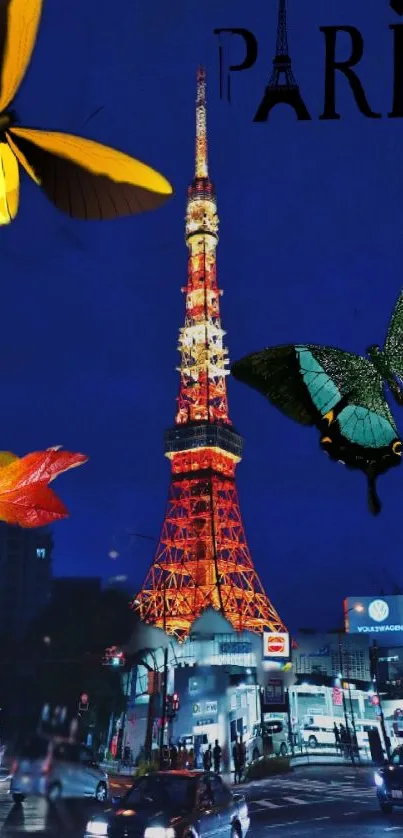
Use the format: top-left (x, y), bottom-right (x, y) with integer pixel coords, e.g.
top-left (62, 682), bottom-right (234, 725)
top-left (19, 736), bottom-right (49, 760)
top-left (124, 775), bottom-right (197, 810)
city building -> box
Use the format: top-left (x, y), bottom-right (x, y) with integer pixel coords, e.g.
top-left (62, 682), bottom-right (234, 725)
top-left (0, 522), bottom-right (53, 638)
top-left (293, 631), bottom-right (372, 684)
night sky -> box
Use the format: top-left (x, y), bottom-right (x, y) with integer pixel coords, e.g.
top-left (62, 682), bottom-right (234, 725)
top-left (2, 0), bottom-right (402, 632)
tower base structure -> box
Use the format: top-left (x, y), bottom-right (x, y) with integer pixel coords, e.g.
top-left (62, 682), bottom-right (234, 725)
top-left (136, 452), bottom-right (285, 642)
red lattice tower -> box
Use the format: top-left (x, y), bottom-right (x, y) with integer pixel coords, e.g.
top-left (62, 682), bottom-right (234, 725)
top-left (133, 67), bottom-right (286, 641)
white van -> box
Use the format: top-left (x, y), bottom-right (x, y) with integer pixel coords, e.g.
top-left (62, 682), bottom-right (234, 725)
top-left (247, 719), bottom-right (289, 761)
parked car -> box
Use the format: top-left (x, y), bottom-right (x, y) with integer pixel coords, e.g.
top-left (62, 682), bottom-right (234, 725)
top-left (85, 771), bottom-right (250, 838)
top-left (301, 724), bottom-right (335, 749)
top-left (10, 735), bottom-right (108, 803)
top-left (247, 719), bottom-right (288, 761)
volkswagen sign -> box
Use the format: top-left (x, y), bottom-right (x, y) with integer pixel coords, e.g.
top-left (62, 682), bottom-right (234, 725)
top-left (344, 596), bottom-right (403, 636)
top-left (368, 599), bottom-right (390, 623)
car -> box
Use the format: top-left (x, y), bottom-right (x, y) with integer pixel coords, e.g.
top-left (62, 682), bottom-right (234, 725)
top-left (85, 770), bottom-right (250, 838)
top-left (10, 734), bottom-right (109, 803)
top-left (375, 745), bottom-right (403, 813)
top-left (301, 724), bottom-right (335, 749)
top-left (247, 720), bottom-right (288, 761)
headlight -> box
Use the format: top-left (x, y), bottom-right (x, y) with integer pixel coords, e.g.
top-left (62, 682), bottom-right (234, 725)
top-left (374, 772), bottom-right (384, 788)
top-left (144, 829), bottom-right (176, 838)
top-left (86, 821), bottom-right (109, 836)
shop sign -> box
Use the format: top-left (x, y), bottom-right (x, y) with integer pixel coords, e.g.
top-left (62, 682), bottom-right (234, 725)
top-left (192, 700), bottom-right (218, 716)
top-left (263, 631), bottom-right (290, 659)
top-left (332, 687), bottom-right (343, 706)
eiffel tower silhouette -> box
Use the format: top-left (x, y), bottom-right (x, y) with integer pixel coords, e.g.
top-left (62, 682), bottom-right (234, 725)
top-left (254, 0), bottom-right (311, 121)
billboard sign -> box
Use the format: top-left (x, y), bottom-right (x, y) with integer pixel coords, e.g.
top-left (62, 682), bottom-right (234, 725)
top-left (332, 687), bottom-right (343, 706)
top-left (192, 700), bottom-right (218, 716)
top-left (263, 631), bottom-right (290, 659)
top-left (344, 596), bottom-right (403, 635)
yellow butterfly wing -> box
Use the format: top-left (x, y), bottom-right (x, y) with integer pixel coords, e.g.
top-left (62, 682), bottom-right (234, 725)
top-left (0, 139), bottom-right (19, 223)
top-left (7, 127), bottom-right (173, 219)
top-left (0, 0), bottom-right (43, 112)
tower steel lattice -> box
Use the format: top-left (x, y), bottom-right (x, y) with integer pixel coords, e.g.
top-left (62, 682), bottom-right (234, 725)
top-left (134, 67), bottom-right (286, 641)
top-left (254, 0), bottom-right (310, 120)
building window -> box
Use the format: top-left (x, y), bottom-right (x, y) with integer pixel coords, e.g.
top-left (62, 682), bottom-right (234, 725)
top-left (36, 548), bottom-right (46, 559)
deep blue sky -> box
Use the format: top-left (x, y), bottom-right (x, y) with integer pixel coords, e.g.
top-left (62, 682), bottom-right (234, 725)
top-left (3, 0), bottom-right (402, 631)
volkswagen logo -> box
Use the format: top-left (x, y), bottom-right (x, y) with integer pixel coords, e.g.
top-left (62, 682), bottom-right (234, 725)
top-left (368, 599), bottom-right (389, 623)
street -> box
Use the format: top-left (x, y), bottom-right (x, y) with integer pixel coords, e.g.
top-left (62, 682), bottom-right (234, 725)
top-left (244, 765), bottom-right (400, 836)
top-left (0, 765), bottom-right (400, 837)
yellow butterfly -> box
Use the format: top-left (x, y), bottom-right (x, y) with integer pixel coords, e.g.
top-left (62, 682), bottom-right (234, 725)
top-left (0, 0), bottom-right (173, 224)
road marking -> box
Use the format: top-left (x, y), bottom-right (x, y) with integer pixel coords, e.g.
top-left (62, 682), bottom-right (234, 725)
top-left (384, 827), bottom-right (403, 832)
top-left (343, 811), bottom-right (358, 815)
top-left (257, 799), bottom-right (282, 809)
top-left (282, 796), bottom-right (310, 805)
top-left (312, 816), bottom-right (331, 821)
top-left (265, 821), bottom-right (302, 829)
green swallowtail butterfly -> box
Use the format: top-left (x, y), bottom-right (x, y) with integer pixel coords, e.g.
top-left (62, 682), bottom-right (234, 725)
top-left (231, 292), bottom-right (403, 516)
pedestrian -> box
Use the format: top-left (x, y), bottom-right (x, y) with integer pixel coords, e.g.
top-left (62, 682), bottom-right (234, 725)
top-left (352, 731), bottom-right (358, 759)
top-left (170, 741), bottom-right (178, 769)
top-left (232, 738), bottom-right (241, 784)
top-left (203, 744), bottom-right (212, 772)
top-left (188, 748), bottom-right (195, 769)
top-left (339, 724), bottom-right (346, 757)
top-left (333, 723), bottom-right (340, 754)
top-left (345, 726), bottom-right (352, 760)
top-left (239, 736), bottom-right (246, 782)
top-left (213, 739), bottom-right (222, 773)
top-left (183, 744), bottom-right (189, 768)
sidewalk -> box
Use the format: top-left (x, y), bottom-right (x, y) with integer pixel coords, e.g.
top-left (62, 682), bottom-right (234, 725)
top-left (104, 752), bottom-right (375, 783)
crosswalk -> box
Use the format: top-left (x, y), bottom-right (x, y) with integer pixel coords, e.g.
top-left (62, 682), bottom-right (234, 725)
top-left (246, 776), bottom-right (376, 812)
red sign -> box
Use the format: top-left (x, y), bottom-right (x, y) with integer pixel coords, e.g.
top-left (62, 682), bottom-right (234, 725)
top-left (80, 693), bottom-right (88, 704)
top-left (268, 635), bottom-right (285, 654)
top-left (332, 687), bottom-right (343, 706)
top-left (263, 631), bottom-right (290, 659)
top-left (370, 695), bottom-right (380, 706)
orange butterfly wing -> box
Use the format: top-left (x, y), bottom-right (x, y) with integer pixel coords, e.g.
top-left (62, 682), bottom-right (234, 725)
top-left (0, 0), bottom-right (43, 112)
top-left (8, 127), bottom-right (173, 219)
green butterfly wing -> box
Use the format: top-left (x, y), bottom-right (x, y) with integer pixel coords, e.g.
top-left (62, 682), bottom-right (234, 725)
top-left (305, 345), bottom-right (398, 448)
top-left (385, 289), bottom-right (403, 377)
top-left (231, 343), bottom-right (398, 449)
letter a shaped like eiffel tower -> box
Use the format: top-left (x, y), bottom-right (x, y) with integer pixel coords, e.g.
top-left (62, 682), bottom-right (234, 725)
top-left (254, 0), bottom-right (311, 121)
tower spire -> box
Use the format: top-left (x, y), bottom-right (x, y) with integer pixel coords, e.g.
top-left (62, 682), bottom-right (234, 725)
top-left (254, 0), bottom-right (311, 121)
top-left (134, 68), bottom-right (286, 641)
top-left (275, 0), bottom-right (290, 60)
top-left (195, 66), bottom-right (208, 179)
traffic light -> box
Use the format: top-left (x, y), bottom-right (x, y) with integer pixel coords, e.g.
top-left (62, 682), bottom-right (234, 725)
top-left (172, 693), bottom-right (180, 713)
top-left (102, 645), bottom-right (125, 666)
top-left (79, 692), bottom-right (89, 711)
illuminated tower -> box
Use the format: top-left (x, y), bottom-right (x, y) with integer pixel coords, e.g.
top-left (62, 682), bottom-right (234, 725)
top-left (134, 68), bottom-right (286, 641)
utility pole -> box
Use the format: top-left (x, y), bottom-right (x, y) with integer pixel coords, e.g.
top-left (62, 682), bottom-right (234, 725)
top-left (338, 634), bottom-right (355, 766)
top-left (159, 575), bottom-right (168, 769)
top-left (371, 642), bottom-right (391, 759)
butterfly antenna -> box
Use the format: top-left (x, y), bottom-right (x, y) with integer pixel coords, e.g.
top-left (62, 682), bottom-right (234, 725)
top-left (367, 472), bottom-right (381, 516)
top-left (82, 105), bottom-right (105, 128)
